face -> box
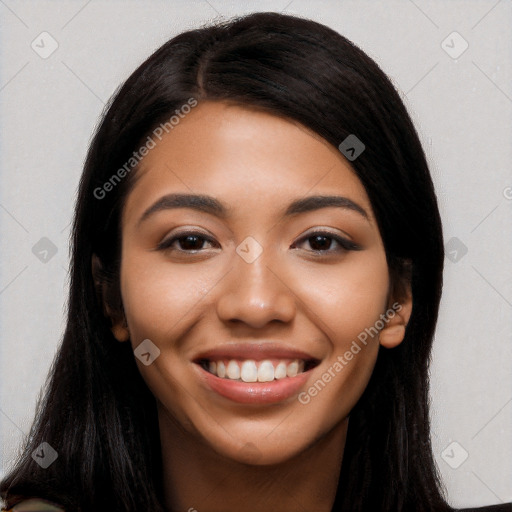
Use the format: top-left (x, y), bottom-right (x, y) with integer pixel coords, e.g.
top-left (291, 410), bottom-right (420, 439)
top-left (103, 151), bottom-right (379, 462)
top-left (110, 100), bottom-right (409, 466)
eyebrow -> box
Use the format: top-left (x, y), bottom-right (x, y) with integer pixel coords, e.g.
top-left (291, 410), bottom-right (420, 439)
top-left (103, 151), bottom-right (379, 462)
top-left (137, 193), bottom-right (369, 226)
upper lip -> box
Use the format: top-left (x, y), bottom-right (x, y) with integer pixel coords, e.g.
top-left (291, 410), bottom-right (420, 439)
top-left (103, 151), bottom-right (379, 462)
top-left (193, 342), bottom-right (320, 362)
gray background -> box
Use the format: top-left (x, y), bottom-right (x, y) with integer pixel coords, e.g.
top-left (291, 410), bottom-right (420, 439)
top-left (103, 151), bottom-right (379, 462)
top-left (1, 0), bottom-right (511, 508)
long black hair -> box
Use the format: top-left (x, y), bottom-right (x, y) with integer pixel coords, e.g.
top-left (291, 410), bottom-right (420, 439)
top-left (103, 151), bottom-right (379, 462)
top-left (1, 11), bottom-right (449, 511)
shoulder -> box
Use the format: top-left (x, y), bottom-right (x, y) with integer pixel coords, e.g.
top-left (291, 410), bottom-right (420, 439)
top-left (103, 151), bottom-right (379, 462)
top-left (458, 504), bottom-right (512, 512)
top-left (2, 498), bottom-right (65, 512)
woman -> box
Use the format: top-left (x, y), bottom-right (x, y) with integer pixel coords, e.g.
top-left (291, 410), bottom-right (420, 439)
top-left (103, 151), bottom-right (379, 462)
top-left (1, 11), bottom-right (509, 512)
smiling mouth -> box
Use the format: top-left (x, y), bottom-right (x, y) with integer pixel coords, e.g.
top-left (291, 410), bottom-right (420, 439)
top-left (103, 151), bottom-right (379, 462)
top-left (196, 358), bottom-right (319, 382)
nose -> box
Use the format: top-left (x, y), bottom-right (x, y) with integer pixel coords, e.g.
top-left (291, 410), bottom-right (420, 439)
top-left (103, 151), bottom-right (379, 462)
top-left (216, 248), bottom-right (296, 329)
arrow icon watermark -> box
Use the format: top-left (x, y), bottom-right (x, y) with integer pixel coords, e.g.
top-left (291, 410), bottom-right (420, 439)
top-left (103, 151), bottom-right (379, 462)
top-left (338, 134), bottom-right (365, 161)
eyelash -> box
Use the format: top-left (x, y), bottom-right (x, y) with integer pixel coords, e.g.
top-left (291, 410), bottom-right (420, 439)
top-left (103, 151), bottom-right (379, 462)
top-left (156, 230), bottom-right (360, 255)
top-left (292, 231), bottom-right (360, 254)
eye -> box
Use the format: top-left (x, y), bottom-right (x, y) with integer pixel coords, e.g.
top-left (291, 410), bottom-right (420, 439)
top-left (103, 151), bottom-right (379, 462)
top-left (156, 230), bottom-right (219, 253)
top-left (291, 230), bottom-right (360, 254)
top-left (155, 229), bottom-right (360, 256)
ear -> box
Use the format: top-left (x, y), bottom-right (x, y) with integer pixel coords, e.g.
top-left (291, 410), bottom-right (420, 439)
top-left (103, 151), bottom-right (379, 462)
top-left (92, 253), bottom-right (130, 342)
top-left (379, 262), bottom-right (413, 349)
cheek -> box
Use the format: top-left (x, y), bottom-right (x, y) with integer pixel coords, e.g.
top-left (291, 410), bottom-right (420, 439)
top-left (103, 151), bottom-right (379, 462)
top-left (293, 255), bottom-right (389, 423)
top-left (301, 250), bottom-right (390, 349)
top-left (118, 254), bottom-right (215, 427)
top-left (119, 253), bottom-right (216, 342)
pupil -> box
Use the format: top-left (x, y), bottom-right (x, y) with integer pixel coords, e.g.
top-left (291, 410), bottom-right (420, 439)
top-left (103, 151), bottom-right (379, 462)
top-left (310, 235), bottom-right (330, 251)
top-left (181, 235), bottom-right (201, 250)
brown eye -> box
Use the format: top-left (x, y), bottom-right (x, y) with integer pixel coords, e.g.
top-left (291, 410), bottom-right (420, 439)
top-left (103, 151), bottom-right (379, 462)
top-left (157, 231), bottom-right (218, 253)
top-left (176, 234), bottom-right (208, 251)
top-left (307, 234), bottom-right (335, 251)
top-left (292, 231), bottom-right (360, 254)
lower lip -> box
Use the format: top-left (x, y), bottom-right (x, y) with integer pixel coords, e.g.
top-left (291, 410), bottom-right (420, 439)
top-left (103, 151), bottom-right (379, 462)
top-left (195, 364), bottom-right (311, 404)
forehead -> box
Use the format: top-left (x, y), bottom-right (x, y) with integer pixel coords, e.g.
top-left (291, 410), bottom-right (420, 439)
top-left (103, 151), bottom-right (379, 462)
top-left (122, 101), bottom-right (375, 226)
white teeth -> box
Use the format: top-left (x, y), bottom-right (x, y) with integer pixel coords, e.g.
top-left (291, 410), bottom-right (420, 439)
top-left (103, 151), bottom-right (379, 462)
top-left (257, 360), bottom-right (274, 382)
top-left (274, 362), bottom-right (288, 379)
top-left (205, 358), bottom-right (310, 381)
top-left (241, 360), bottom-right (258, 382)
top-left (217, 361), bottom-right (226, 378)
top-left (226, 360), bottom-right (240, 380)
top-left (286, 361), bottom-right (299, 377)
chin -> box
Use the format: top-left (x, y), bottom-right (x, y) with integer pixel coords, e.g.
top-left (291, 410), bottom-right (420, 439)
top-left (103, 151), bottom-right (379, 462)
top-left (219, 439), bottom-right (307, 466)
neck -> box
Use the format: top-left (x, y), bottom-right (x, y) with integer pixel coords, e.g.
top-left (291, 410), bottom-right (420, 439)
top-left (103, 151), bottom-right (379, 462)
top-left (158, 406), bottom-right (348, 512)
